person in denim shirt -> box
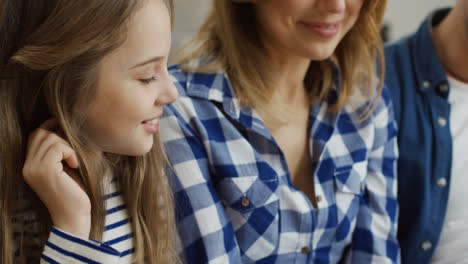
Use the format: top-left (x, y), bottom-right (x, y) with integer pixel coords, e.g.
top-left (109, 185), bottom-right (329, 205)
top-left (385, 1), bottom-right (468, 263)
top-left (161, 0), bottom-right (400, 263)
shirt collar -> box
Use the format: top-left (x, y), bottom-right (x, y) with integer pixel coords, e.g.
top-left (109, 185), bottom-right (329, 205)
top-left (181, 60), bottom-right (342, 123)
top-left (413, 8), bottom-right (451, 93)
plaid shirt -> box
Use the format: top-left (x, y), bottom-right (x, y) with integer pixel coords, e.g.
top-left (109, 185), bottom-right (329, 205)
top-left (161, 64), bottom-right (400, 264)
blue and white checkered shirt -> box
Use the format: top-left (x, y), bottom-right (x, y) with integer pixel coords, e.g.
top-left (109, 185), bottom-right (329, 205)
top-left (161, 64), bottom-right (400, 264)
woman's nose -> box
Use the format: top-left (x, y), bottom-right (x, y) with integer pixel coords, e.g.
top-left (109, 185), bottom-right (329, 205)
top-left (316, 0), bottom-right (346, 14)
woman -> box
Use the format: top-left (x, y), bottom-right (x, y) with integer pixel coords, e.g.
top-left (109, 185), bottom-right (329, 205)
top-left (161, 0), bottom-right (399, 263)
top-left (0, 0), bottom-right (179, 263)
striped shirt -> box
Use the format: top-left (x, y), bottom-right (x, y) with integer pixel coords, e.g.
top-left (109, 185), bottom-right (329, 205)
top-left (13, 177), bottom-right (134, 263)
top-left (161, 64), bottom-right (400, 263)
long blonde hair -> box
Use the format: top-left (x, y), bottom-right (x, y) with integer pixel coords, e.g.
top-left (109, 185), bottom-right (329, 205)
top-left (0, 0), bottom-right (178, 263)
top-left (178, 0), bottom-right (387, 116)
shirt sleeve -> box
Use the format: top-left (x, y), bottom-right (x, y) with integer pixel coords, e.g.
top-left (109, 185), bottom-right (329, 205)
top-left (344, 88), bottom-right (401, 264)
top-left (160, 102), bottom-right (242, 264)
top-left (40, 227), bottom-right (123, 264)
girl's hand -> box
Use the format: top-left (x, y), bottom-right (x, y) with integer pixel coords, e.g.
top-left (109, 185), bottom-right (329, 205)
top-left (22, 119), bottom-right (91, 239)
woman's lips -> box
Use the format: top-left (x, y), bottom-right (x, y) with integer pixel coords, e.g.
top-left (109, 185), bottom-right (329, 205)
top-left (301, 21), bottom-right (341, 38)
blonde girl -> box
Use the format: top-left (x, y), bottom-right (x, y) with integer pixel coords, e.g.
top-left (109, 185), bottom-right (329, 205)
top-left (0, 0), bottom-right (179, 263)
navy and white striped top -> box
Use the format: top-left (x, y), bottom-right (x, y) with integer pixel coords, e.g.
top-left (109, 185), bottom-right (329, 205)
top-left (13, 177), bottom-right (134, 263)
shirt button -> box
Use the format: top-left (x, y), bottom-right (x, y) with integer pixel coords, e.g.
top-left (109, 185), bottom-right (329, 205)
top-left (423, 81), bottom-right (431, 89)
top-left (241, 197), bottom-right (250, 207)
top-left (421, 240), bottom-right (432, 251)
top-left (438, 84), bottom-right (449, 93)
top-left (316, 195), bottom-right (323, 203)
top-left (301, 246), bottom-right (311, 254)
top-left (438, 117), bottom-right (447, 127)
top-left (437, 178), bottom-right (447, 188)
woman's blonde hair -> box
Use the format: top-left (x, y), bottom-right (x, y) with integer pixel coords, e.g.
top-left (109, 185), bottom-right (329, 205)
top-left (0, 0), bottom-right (178, 263)
top-left (178, 0), bottom-right (387, 116)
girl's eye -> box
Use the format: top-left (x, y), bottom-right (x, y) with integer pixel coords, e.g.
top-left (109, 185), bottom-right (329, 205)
top-left (139, 76), bottom-right (157, 85)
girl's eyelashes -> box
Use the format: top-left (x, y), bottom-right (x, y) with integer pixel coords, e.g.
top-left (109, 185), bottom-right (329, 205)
top-left (139, 76), bottom-right (157, 85)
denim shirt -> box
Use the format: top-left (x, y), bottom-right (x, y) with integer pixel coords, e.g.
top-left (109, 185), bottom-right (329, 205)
top-left (385, 8), bottom-right (453, 264)
top-left (161, 63), bottom-right (400, 263)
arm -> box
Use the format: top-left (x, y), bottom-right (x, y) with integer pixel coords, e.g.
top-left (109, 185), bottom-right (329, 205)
top-left (40, 227), bottom-right (122, 263)
top-left (160, 103), bottom-right (242, 264)
top-left (21, 120), bottom-right (128, 263)
top-left (345, 89), bottom-right (401, 264)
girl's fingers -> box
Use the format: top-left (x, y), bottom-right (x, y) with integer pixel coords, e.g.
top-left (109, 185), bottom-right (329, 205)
top-left (34, 134), bottom-right (70, 164)
top-left (62, 147), bottom-right (80, 169)
top-left (22, 119), bottom-right (91, 239)
top-left (26, 119), bottom-right (59, 159)
top-left (38, 118), bottom-right (59, 131)
top-left (41, 143), bottom-right (78, 176)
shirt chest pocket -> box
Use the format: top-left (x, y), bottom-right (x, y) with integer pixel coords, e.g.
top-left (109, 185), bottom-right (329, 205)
top-left (333, 160), bottom-right (367, 242)
top-left (215, 176), bottom-right (280, 261)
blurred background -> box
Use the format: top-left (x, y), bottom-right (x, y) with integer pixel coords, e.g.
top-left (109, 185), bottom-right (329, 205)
top-left (171, 0), bottom-right (456, 58)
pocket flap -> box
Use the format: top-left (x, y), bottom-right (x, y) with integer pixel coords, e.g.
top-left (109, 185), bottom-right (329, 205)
top-left (333, 161), bottom-right (367, 195)
top-left (216, 176), bottom-right (279, 212)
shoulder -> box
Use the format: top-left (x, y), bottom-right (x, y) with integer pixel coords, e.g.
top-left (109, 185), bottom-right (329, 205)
top-left (370, 85), bottom-right (398, 150)
top-left (370, 85), bottom-right (396, 129)
top-left (384, 35), bottom-right (417, 87)
top-left (384, 35), bottom-right (413, 63)
top-left (345, 81), bottom-right (394, 123)
top-left (165, 64), bottom-right (234, 127)
top-left (169, 64), bottom-right (232, 100)
top-left (342, 82), bottom-right (397, 147)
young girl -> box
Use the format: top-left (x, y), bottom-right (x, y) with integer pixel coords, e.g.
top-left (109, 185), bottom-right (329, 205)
top-left (0, 0), bottom-right (179, 263)
top-left (161, 0), bottom-right (400, 263)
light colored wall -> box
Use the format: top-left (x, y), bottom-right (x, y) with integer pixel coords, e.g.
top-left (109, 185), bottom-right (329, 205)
top-left (171, 0), bottom-right (211, 59)
top-left (171, 0), bottom-right (457, 54)
top-left (384, 0), bottom-right (455, 41)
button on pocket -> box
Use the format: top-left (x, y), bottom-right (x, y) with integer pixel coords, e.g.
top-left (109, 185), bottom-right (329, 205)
top-left (241, 196), bottom-right (250, 207)
top-left (215, 176), bottom-right (280, 261)
top-left (334, 163), bottom-right (366, 195)
top-left (216, 176), bottom-right (278, 212)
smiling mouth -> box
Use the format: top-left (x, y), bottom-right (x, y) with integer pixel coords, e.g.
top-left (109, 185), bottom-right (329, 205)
top-left (300, 21), bottom-right (341, 38)
top-left (142, 118), bottom-right (159, 124)
top-left (315, 23), bottom-right (338, 28)
top-left (142, 117), bottom-right (160, 134)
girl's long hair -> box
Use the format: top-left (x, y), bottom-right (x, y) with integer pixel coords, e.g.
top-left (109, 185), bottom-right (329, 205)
top-left (0, 0), bottom-right (178, 263)
top-left (177, 0), bottom-right (387, 120)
